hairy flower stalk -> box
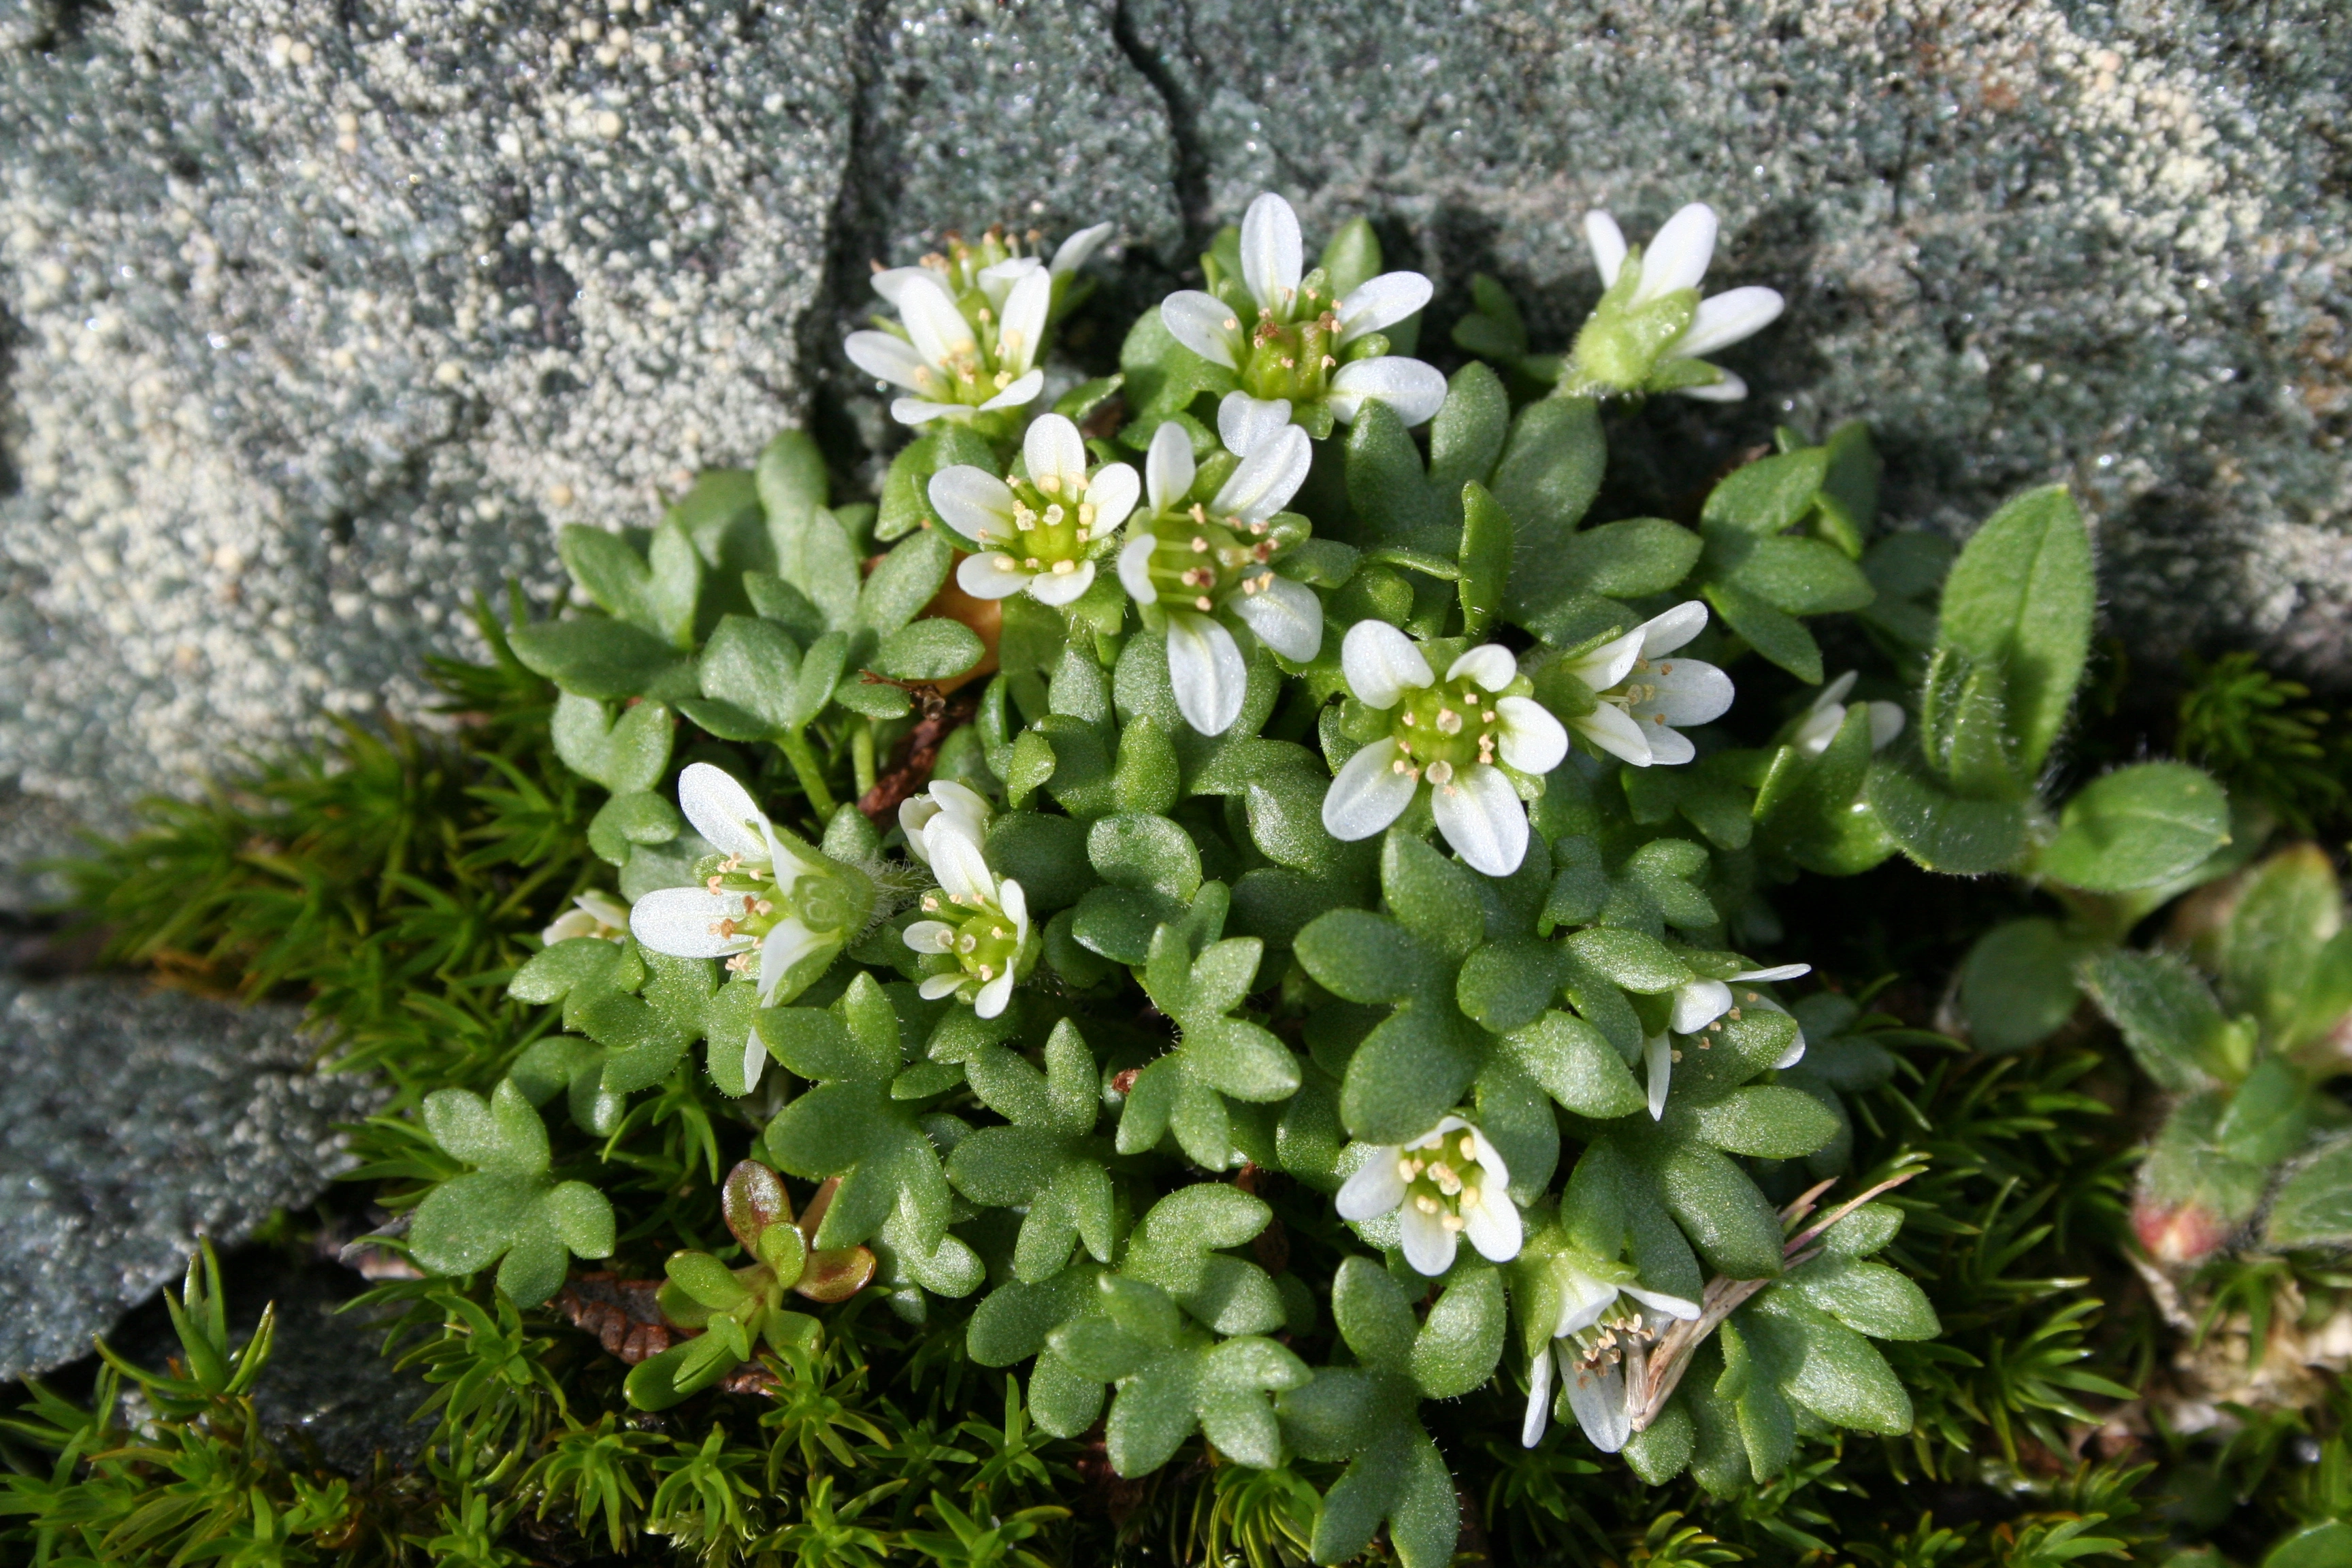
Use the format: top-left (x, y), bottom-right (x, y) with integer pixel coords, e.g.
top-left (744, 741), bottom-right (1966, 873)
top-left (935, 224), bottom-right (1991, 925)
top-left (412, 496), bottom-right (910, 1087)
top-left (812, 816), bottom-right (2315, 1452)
top-left (1117, 421), bottom-right (1324, 734)
top-left (1563, 203), bottom-right (1784, 402)
top-left (902, 822), bottom-right (1035, 1019)
top-left (1543, 600), bottom-right (1733, 767)
top-left (1337, 1117), bottom-right (1522, 1276)
top-left (1322, 623), bottom-right (1569, 876)
top-left (932, 414), bottom-right (1139, 607)
top-left (1522, 1256), bottom-right (1701, 1452)
top-left (1160, 191), bottom-right (1445, 439)
top-left (847, 220), bottom-right (1109, 430)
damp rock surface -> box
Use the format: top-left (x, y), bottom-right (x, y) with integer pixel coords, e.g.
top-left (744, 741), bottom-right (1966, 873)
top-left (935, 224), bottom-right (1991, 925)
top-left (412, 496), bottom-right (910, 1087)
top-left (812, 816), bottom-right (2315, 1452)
top-left (3, 0), bottom-right (2348, 884)
top-left (0, 975), bottom-right (380, 1380)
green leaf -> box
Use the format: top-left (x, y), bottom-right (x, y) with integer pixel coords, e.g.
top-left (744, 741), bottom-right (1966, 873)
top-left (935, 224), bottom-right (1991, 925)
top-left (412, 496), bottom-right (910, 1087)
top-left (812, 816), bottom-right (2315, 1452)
top-left (1865, 757), bottom-right (2027, 875)
top-left (1456, 482), bottom-right (1513, 638)
top-left (1688, 1086), bottom-right (1840, 1159)
top-left (1428, 363), bottom-right (1509, 498)
top-left (552, 692), bottom-right (675, 794)
top-left (1783, 1257), bottom-right (1940, 1340)
top-left (2267, 1139), bottom-right (2352, 1250)
top-left (1703, 579), bottom-right (1823, 685)
top-left (510, 615), bottom-right (696, 702)
top-left (1935, 486), bottom-right (2094, 777)
top-left (858, 529), bottom-right (953, 636)
top-left (1504, 1011), bottom-right (1646, 1118)
top-left (2038, 762), bottom-right (2231, 893)
top-left (1089, 813), bottom-right (1203, 904)
top-left (876, 618), bottom-right (984, 681)
top-left (1701, 449), bottom-right (1828, 536)
top-left (1494, 397), bottom-right (1606, 627)
top-left (693, 615), bottom-right (802, 735)
top-left (1959, 917), bottom-right (2087, 1054)
top-left (1561, 928), bottom-right (1693, 992)
top-left (2076, 949), bottom-right (2235, 1090)
top-left (1654, 1142), bottom-right (1784, 1279)
top-left (587, 791), bottom-right (684, 866)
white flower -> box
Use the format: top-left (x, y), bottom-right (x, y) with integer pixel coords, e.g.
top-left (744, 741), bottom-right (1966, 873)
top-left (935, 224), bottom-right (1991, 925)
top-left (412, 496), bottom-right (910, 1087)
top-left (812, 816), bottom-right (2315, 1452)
top-left (628, 765), bottom-right (877, 1088)
top-left (931, 414), bottom-right (1140, 608)
top-left (1521, 1258), bottom-right (1700, 1451)
top-left (1791, 670), bottom-right (1906, 757)
top-left (541, 889), bottom-right (631, 947)
top-left (898, 779), bottom-right (993, 868)
top-left (1335, 1117), bottom-right (1522, 1276)
top-left (871, 220), bottom-right (1113, 313)
top-left (1116, 421), bottom-right (1323, 734)
top-left (1320, 624), bottom-right (1569, 877)
top-left (1158, 191), bottom-right (1446, 433)
top-left (845, 266), bottom-right (1049, 427)
top-left (1554, 601), bottom-right (1733, 768)
top-left (1644, 962), bottom-right (1814, 1118)
top-left (902, 823), bottom-right (1032, 1020)
top-left (1570, 203), bottom-right (1784, 402)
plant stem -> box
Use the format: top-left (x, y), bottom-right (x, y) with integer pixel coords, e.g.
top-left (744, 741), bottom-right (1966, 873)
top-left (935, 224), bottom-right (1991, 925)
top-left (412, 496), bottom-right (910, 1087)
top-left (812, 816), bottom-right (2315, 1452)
top-left (781, 730), bottom-right (837, 817)
top-left (853, 721), bottom-right (878, 802)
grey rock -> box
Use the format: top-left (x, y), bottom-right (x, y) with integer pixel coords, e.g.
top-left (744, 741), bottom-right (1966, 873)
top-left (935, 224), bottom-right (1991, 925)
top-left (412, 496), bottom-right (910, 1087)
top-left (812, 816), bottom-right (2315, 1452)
top-left (0, 975), bottom-right (380, 1379)
top-left (3, 0), bottom-right (2349, 884)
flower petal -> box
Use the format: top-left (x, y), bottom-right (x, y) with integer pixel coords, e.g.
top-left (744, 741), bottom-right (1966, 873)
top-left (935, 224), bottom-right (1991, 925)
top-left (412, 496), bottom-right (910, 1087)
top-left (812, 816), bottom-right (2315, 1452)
top-left (758, 917), bottom-right (831, 1003)
top-left (1554, 1270), bottom-right (1621, 1337)
top-left (1463, 1190), bottom-right (1522, 1262)
top-left (1051, 221), bottom-right (1115, 274)
top-left (1623, 1284), bottom-right (1703, 1322)
top-left (1644, 1032), bottom-right (1673, 1121)
top-left (630, 886), bottom-right (751, 959)
top-left (1571, 705), bottom-right (1653, 766)
top-left (1565, 1360), bottom-right (1631, 1453)
top-left (926, 781), bottom-right (992, 843)
top-left (1084, 463), bottom-right (1141, 537)
top-left (1632, 203), bottom-right (1718, 306)
top-left (1867, 700), bottom-right (1907, 751)
top-left (1732, 963), bottom-right (1810, 983)
top-left (1160, 291), bottom-right (1243, 370)
top-left (1000, 878), bottom-right (1030, 946)
top-left (1026, 561), bottom-right (1097, 608)
top-left (578, 889), bottom-right (632, 928)
top-left (1522, 1345), bottom-right (1556, 1448)
top-left (1217, 392), bottom-right (1295, 459)
top-left (1671, 286), bottom-right (1784, 359)
top-left (1399, 1201), bottom-right (1459, 1277)
top-left (975, 256), bottom-right (1041, 309)
top-left (1232, 573), bottom-right (1323, 662)
top-left (1117, 532), bottom-right (1159, 604)
top-left (1340, 619), bottom-right (1431, 708)
top-left (1022, 413), bottom-right (1088, 491)
top-left (1636, 600), bottom-right (1709, 657)
top-left (742, 1026), bottom-right (768, 1095)
top-left (1568, 634), bottom-right (1642, 697)
top-left (890, 397), bottom-right (965, 426)
top-left (1431, 762), bottom-right (1530, 877)
top-left (1212, 423), bottom-right (1312, 524)
top-left (975, 970), bottom-right (1015, 1019)
top-left (1327, 356), bottom-right (1447, 427)
top-left (903, 920), bottom-right (957, 953)
top-left (1635, 716), bottom-right (1697, 766)
top-left (1792, 704), bottom-right (1845, 758)
top-left (870, 265), bottom-right (937, 308)
top-left (928, 465), bottom-right (1017, 544)
top-left (1145, 421), bottom-right (1195, 515)
top-left (1584, 211), bottom-right (1628, 289)
top-left (1240, 191), bottom-right (1303, 310)
top-left (844, 330), bottom-right (933, 391)
top-left (1495, 697), bottom-right (1569, 775)
top-left (1165, 611), bottom-right (1249, 736)
top-left (1336, 1147), bottom-right (1407, 1221)
top-left (678, 762), bottom-right (772, 863)
top-left (1446, 644), bottom-right (1518, 692)
top-left (995, 268), bottom-right (1051, 376)
top-left (1672, 979), bottom-right (1735, 1036)
top-left (1467, 1125), bottom-right (1509, 1190)
top-left (1335, 271), bottom-right (1433, 344)
top-left (1812, 671), bottom-right (1861, 711)
top-left (978, 368), bottom-right (1047, 411)
top-left (1674, 368), bottom-right (1748, 402)
top-left (1321, 737), bottom-right (1415, 842)
top-left (928, 823), bottom-right (996, 908)
top-left (919, 973), bottom-right (967, 1000)
top-left (957, 552), bottom-right (1034, 600)
top-left (897, 272), bottom-right (977, 368)
top-left (1646, 656), bottom-right (1734, 726)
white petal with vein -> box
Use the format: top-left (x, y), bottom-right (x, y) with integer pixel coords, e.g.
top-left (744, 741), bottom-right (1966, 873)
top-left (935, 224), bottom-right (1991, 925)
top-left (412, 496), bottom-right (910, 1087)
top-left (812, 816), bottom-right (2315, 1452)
top-left (1431, 763), bottom-right (1529, 877)
top-left (1321, 738), bottom-right (1415, 842)
top-left (1165, 611), bottom-right (1247, 736)
top-left (677, 763), bottom-right (770, 862)
top-left (1340, 619), bottom-right (1431, 708)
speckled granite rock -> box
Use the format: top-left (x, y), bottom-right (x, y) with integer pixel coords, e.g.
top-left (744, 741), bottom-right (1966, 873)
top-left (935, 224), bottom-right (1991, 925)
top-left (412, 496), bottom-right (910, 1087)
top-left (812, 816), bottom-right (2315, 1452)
top-left (3, 0), bottom-right (2349, 894)
top-left (0, 975), bottom-right (380, 1379)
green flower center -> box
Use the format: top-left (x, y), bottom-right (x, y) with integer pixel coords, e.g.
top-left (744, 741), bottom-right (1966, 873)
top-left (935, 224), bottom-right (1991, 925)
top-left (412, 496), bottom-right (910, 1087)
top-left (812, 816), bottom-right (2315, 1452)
top-left (1136, 506), bottom-right (1275, 613)
top-left (1565, 255), bottom-right (1700, 396)
top-left (919, 889), bottom-right (1023, 987)
top-left (987, 472), bottom-right (1100, 576)
top-left (1399, 1129), bottom-right (1496, 1238)
top-left (702, 856), bottom-right (872, 978)
top-left (1388, 681), bottom-right (1505, 784)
